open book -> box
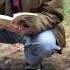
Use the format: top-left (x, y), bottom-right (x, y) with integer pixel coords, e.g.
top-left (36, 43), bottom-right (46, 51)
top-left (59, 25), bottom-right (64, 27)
top-left (0, 12), bottom-right (38, 25)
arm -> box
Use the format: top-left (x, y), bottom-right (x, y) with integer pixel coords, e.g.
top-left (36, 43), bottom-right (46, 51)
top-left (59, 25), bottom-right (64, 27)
top-left (9, 0), bottom-right (64, 35)
top-left (35, 0), bottom-right (64, 30)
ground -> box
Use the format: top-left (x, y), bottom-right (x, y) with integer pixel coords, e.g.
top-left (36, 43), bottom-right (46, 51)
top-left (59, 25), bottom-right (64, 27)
top-left (0, 0), bottom-right (70, 70)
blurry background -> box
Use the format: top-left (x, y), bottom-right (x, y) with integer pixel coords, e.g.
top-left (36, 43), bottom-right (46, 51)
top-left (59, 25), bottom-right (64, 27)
top-left (0, 0), bottom-right (70, 70)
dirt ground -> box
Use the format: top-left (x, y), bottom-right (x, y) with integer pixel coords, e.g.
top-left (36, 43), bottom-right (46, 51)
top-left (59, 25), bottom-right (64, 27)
top-left (0, 15), bottom-right (70, 70)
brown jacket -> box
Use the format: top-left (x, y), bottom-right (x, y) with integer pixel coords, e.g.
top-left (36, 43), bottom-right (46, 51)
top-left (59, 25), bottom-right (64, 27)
top-left (0, 0), bottom-right (66, 48)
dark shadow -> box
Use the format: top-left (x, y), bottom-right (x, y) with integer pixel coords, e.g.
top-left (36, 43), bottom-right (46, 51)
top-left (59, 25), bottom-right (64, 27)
top-left (0, 29), bottom-right (18, 44)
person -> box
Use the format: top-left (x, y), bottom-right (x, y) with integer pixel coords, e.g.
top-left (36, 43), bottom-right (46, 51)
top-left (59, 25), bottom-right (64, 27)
top-left (0, 0), bottom-right (66, 70)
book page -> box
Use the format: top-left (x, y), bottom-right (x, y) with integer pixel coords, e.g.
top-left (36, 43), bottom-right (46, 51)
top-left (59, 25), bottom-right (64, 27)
top-left (0, 12), bottom-right (38, 26)
top-left (0, 15), bottom-right (13, 25)
top-left (13, 12), bottom-right (38, 19)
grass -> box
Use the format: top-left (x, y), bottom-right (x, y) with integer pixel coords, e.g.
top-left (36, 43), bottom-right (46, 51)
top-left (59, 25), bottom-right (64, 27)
top-left (64, 0), bottom-right (70, 15)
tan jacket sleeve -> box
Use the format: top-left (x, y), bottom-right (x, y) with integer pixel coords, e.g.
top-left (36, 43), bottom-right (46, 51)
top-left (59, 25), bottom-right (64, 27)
top-left (37, 0), bottom-right (66, 48)
top-left (36, 0), bottom-right (64, 30)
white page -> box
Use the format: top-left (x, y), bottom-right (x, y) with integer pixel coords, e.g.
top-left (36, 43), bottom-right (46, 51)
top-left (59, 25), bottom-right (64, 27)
top-left (0, 12), bottom-right (38, 25)
top-left (0, 15), bottom-right (13, 25)
top-left (0, 15), bottom-right (13, 21)
top-left (13, 12), bottom-right (38, 19)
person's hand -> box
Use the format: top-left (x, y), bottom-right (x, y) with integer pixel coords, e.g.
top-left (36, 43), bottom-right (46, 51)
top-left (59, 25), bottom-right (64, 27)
top-left (0, 24), bottom-right (5, 29)
top-left (0, 21), bottom-right (20, 33)
top-left (5, 23), bottom-right (21, 33)
top-left (5, 43), bottom-right (24, 56)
